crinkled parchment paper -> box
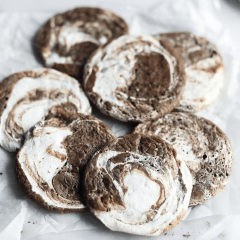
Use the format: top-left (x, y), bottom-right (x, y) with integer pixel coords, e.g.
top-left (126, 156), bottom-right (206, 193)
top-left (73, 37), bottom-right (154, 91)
top-left (0, 0), bottom-right (240, 239)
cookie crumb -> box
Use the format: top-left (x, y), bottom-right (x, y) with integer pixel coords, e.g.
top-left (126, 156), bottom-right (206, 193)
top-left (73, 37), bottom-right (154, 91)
top-left (220, 233), bottom-right (226, 238)
top-left (28, 221), bottom-right (31, 223)
top-left (164, 233), bottom-right (167, 235)
top-left (21, 231), bottom-right (23, 234)
top-left (207, 221), bottom-right (211, 227)
top-left (0, 173), bottom-right (2, 175)
top-left (183, 234), bottom-right (191, 238)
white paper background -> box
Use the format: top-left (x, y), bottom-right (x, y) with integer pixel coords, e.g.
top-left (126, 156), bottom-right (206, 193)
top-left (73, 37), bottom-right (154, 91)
top-left (0, 0), bottom-right (240, 239)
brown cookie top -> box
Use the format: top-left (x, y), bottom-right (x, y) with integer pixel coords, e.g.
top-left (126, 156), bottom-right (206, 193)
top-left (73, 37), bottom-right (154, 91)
top-left (83, 133), bottom-right (192, 236)
top-left (84, 35), bottom-right (186, 122)
top-left (16, 109), bottom-right (117, 213)
top-left (134, 112), bottom-right (233, 206)
top-left (154, 32), bottom-right (224, 112)
top-left (36, 7), bottom-right (129, 78)
top-left (0, 68), bottom-right (91, 152)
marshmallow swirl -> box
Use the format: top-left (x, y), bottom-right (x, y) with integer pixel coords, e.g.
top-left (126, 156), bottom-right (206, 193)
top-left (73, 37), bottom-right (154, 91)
top-left (84, 133), bottom-right (192, 236)
top-left (16, 111), bottom-right (117, 213)
top-left (0, 68), bottom-right (91, 152)
top-left (84, 35), bottom-right (186, 122)
top-left (36, 7), bottom-right (129, 77)
top-left (134, 112), bottom-right (233, 206)
top-left (154, 32), bottom-right (224, 112)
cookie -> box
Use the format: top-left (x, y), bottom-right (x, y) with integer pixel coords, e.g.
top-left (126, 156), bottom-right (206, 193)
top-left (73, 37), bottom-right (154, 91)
top-left (16, 109), bottom-right (117, 213)
top-left (154, 32), bottom-right (224, 112)
top-left (83, 133), bottom-right (192, 236)
top-left (84, 35), bottom-right (186, 122)
top-left (134, 112), bottom-right (233, 206)
top-left (0, 68), bottom-right (91, 152)
top-left (36, 7), bottom-right (129, 78)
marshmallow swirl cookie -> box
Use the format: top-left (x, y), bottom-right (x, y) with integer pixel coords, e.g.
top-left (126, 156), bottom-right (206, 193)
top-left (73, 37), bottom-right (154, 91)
top-left (84, 35), bottom-right (186, 122)
top-left (83, 133), bottom-right (192, 236)
top-left (0, 68), bottom-right (91, 152)
top-left (154, 32), bottom-right (224, 112)
top-left (36, 7), bottom-right (129, 77)
top-left (134, 112), bottom-right (233, 206)
top-left (16, 110), bottom-right (117, 213)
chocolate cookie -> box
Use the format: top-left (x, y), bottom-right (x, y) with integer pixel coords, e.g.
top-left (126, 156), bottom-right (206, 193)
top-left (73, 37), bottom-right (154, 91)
top-left (154, 32), bottom-right (224, 112)
top-left (84, 35), bottom-right (186, 122)
top-left (134, 112), bottom-right (233, 206)
top-left (0, 68), bottom-right (91, 152)
top-left (16, 109), bottom-right (117, 213)
top-left (36, 7), bottom-right (129, 78)
top-left (83, 133), bottom-right (192, 236)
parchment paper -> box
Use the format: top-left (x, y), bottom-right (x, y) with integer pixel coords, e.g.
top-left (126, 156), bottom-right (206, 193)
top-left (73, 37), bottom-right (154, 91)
top-left (0, 0), bottom-right (240, 239)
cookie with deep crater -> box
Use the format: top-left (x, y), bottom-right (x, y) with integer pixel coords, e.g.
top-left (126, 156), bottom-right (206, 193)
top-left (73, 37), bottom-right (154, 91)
top-left (16, 109), bottom-right (117, 213)
top-left (36, 7), bottom-right (129, 78)
top-left (134, 112), bottom-right (233, 206)
top-left (154, 32), bottom-right (224, 112)
top-left (84, 35), bottom-right (186, 122)
top-left (83, 133), bottom-right (192, 236)
top-left (0, 68), bottom-right (91, 152)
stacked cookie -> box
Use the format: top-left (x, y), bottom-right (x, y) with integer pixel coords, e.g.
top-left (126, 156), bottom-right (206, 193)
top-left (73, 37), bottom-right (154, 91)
top-left (0, 6), bottom-right (233, 237)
